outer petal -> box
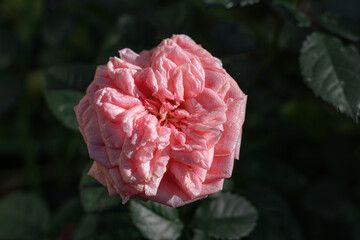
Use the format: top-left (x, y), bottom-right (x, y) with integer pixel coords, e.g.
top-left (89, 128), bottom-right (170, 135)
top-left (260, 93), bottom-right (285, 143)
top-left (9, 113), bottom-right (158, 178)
top-left (205, 154), bottom-right (235, 181)
top-left (195, 88), bottom-right (227, 112)
top-left (170, 147), bottom-right (214, 170)
top-left (169, 161), bottom-right (207, 198)
top-left (214, 123), bottom-right (241, 157)
top-left (88, 162), bottom-right (139, 203)
top-left (119, 48), bottom-right (150, 68)
top-left (140, 173), bottom-right (207, 208)
top-left (205, 69), bottom-right (230, 100)
top-left (88, 162), bottom-right (107, 187)
top-left (75, 96), bottom-right (103, 145)
top-left (171, 34), bottom-right (200, 50)
top-left (135, 67), bottom-right (159, 98)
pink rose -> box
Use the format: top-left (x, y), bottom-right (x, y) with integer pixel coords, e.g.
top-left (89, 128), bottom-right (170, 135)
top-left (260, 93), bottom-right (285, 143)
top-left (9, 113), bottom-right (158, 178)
top-left (74, 34), bottom-right (247, 208)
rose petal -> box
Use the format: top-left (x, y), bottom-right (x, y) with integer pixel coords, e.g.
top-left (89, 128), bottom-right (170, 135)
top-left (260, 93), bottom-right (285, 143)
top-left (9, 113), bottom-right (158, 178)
top-left (205, 154), bottom-right (235, 181)
top-left (119, 48), bottom-right (150, 68)
top-left (141, 173), bottom-right (207, 208)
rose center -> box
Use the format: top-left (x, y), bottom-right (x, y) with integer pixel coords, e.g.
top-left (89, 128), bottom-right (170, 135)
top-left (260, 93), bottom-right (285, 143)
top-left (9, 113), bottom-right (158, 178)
top-left (158, 106), bottom-right (177, 126)
top-left (144, 99), bottom-right (187, 129)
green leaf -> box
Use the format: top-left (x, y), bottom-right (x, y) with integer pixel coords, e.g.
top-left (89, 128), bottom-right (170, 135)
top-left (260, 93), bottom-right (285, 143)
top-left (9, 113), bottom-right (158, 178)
top-left (0, 192), bottom-right (50, 240)
top-left (193, 192), bottom-right (258, 239)
top-left (192, 229), bottom-right (211, 240)
top-left (74, 214), bottom-right (99, 240)
top-left (44, 64), bottom-right (96, 130)
top-left (80, 163), bottom-right (123, 212)
top-left (318, 12), bottom-right (360, 42)
top-left (46, 89), bottom-right (84, 131)
top-left (129, 199), bottom-right (183, 240)
top-left (300, 32), bottom-right (360, 122)
top-left (273, 0), bottom-right (311, 28)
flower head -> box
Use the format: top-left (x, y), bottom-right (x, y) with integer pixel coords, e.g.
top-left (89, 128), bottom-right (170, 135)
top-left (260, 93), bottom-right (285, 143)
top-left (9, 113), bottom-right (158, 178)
top-left (74, 34), bottom-right (247, 207)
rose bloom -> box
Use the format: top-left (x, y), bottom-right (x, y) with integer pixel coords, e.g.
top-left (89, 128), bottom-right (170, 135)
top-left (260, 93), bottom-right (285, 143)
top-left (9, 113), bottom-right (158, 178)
top-left (74, 34), bottom-right (247, 208)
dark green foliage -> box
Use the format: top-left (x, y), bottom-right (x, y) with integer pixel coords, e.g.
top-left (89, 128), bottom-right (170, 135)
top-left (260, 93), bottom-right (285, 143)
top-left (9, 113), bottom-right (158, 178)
top-left (129, 199), bottom-right (183, 240)
top-left (300, 32), bottom-right (360, 122)
top-left (273, 0), bottom-right (311, 28)
top-left (317, 12), bottom-right (360, 42)
top-left (44, 64), bottom-right (96, 130)
top-left (193, 193), bottom-right (258, 239)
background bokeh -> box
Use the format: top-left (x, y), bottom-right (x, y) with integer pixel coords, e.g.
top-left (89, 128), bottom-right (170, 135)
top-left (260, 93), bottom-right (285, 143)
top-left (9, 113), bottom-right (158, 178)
top-left (1, 0), bottom-right (360, 239)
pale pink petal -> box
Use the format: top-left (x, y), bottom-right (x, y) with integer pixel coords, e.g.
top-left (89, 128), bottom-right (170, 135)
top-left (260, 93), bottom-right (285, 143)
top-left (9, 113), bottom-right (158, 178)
top-left (119, 48), bottom-right (150, 68)
top-left (168, 68), bottom-right (185, 101)
top-left (205, 154), bottom-right (235, 181)
top-left (141, 173), bottom-right (207, 208)
top-left (86, 66), bottom-right (113, 100)
top-left (171, 148), bottom-right (214, 170)
top-left (234, 129), bottom-right (243, 160)
top-left (181, 64), bottom-right (205, 99)
top-left (75, 97), bottom-right (103, 145)
top-left (88, 162), bottom-right (107, 186)
top-left (188, 48), bottom-right (213, 59)
top-left (214, 123), bottom-right (241, 157)
top-left (117, 105), bottom-right (147, 137)
top-left (171, 34), bottom-right (200, 50)
top-left (205, 69), bottom-right (230, 100)
top-left (135, 67), bottom-right (159, 97)
top-left (108, 167), bottom-right (141, 203)
top-left (224, 95), bottom-right (247, 129)
top-left (87, 144), bottom-right (111, 168)
top-left (108, 56), bottom-right (142, 71)
top-left (98, 119), bottom-right (124, 149)
top-left (195, 88), bottom-right (227, 112)
top-left (169, 161), bottom-right (206, 198)
top-left (187, 123), bottom-right (222, 148)
top-left (143, 149), bottom-right (170, 196)
top-left (113, 69), bottom-right (137, 96)
top-left (151, 55), bottom-right (177, 77)
top-left (94, 87), bottom-right (142, 111)
top-left (199, 178), bottom-right (224, 196)
top-left (139, 49), bottom-right (153, 61)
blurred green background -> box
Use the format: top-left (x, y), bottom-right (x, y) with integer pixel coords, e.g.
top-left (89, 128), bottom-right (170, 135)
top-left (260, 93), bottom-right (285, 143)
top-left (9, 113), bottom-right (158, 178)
top-left (1, 0), bottom-right (360, 239)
